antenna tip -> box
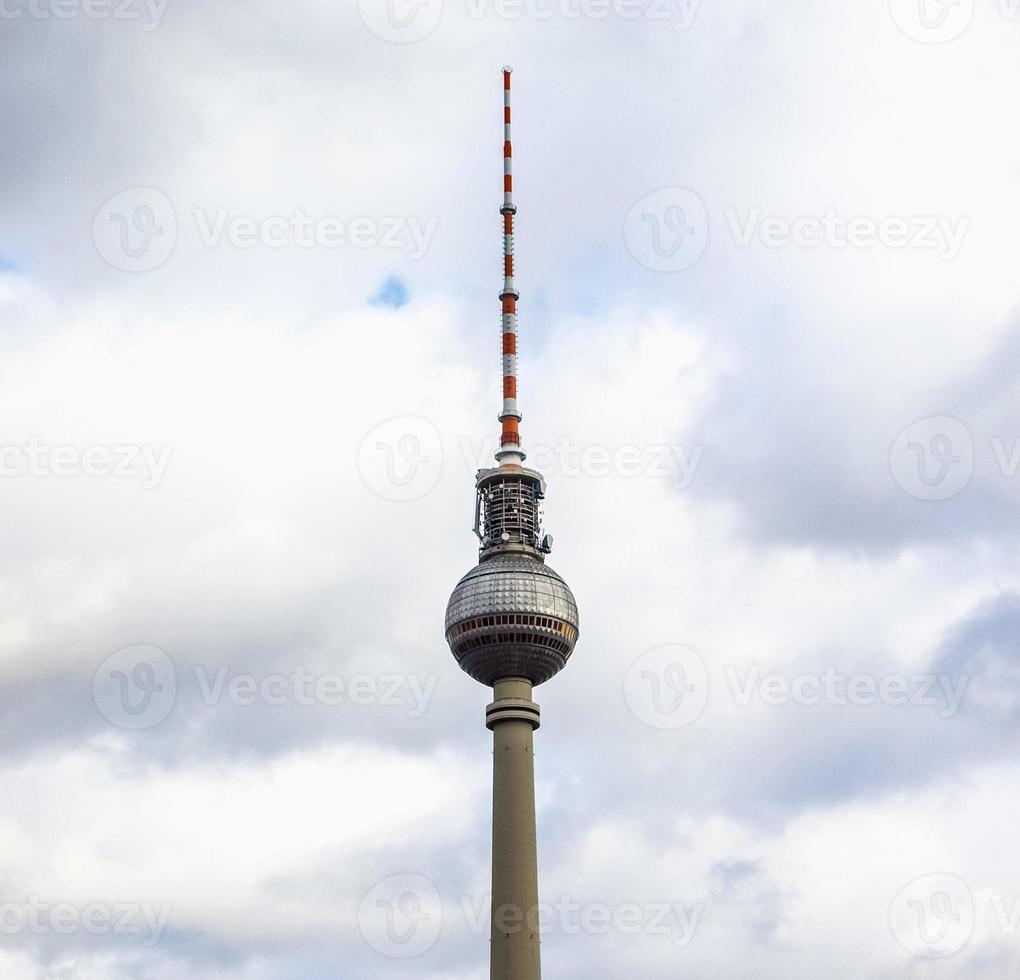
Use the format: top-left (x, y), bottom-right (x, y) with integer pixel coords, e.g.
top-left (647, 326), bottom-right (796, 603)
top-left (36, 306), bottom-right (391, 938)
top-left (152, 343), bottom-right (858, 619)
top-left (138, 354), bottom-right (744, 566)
top-left (502, 65), bottom-right (513, 74)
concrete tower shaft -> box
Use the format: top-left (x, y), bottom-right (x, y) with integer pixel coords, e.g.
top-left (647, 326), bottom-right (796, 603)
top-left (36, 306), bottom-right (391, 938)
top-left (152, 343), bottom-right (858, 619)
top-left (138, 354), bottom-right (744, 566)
top-left (488, 677), bottom-right (542, 980)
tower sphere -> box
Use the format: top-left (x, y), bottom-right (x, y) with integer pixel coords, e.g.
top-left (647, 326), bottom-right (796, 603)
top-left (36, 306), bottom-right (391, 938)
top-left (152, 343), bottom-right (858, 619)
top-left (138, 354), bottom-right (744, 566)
top-left (445, 553), bottom-right (579, 686)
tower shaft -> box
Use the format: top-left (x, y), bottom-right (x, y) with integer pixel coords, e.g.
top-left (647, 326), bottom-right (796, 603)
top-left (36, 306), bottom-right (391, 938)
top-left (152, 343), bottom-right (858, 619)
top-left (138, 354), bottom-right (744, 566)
top-left (487, 677), bottom-right (542, 980)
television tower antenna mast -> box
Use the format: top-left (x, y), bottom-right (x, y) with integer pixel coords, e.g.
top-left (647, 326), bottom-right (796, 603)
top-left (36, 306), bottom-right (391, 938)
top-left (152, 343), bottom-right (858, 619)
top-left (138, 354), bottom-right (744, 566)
top-left (498, 65), bottom-right (523, 466)
top-left (446, 68), bottom-right (580, 980)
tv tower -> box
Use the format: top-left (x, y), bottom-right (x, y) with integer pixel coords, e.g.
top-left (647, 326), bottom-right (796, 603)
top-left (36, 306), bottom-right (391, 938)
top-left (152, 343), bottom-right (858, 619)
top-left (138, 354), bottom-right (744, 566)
top-left (445, 67), bottom-right (580, 980)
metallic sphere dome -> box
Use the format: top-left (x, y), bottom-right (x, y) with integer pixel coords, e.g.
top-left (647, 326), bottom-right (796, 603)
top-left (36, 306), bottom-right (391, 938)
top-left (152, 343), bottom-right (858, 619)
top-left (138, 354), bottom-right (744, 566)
top-left (445, 553), bottom-right (579, 686)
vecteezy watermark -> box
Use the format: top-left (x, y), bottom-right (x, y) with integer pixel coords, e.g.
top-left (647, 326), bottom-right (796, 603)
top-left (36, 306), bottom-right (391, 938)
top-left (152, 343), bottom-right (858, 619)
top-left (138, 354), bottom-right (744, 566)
top-left (358, 0), bottom-right (443, 42)
top-left (92, 647), bottom-right (437, 729)
top-left (463, 0), bottom-right (702, 31)
top-left (358, 416), bottom-right (443, 502)
top-left (358, 874), bottom-right (444, 958)
top-left (92, 645), bottom-right (178, 730)
top-left (461, 894), bottom-right (704, 946)
top-left (357, 873), bottom-right (704, 959)
top-left (624, 645), bottom-right (710, 730)
top-left (889, 0), bottom-right (975, 43)
top-left (194, 667), bottom-right (438, 718)
top-left (0, 439), bottom-right (172, 489)
top-left (192, 210), bottom-right (437, 260)
top-left (890, 417), bottom-right (1020, 500)
top-left (890, 875), bottom-right (1020, 958)
top-left (0, 898), bottom-right (173, 948)
top-left (889, 416), bottom-right (974, 501)
top-left (889, 874), bottom-right (974, 958)
top-left (625, 191), bottom-right (972, 271)
top-left (890, 0), bottom-right (1020, 44)
top-left (92, 189), bottom-right (439, 271)
top-left (726, 209), bottom-right (969, 261)
top-left (725, 666), bottom-right (970, 719)
top-left (93, 188), bottom-right (177, 273)
top-left (624, 188), bottom-right (710, 273)
top-left (458, 436), bottom-right (704, 489)
top-left (357, 0), bottom-right (702, 40)
top-left (625, 651), bottom-right (972, 728)
top-left (0, 0), bottom-right (169, 30)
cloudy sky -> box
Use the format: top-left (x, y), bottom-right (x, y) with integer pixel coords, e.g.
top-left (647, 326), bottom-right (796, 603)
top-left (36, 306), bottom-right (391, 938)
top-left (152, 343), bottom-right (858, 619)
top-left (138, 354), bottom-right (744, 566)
top-left (3, 0), bottom-right (1020, 977)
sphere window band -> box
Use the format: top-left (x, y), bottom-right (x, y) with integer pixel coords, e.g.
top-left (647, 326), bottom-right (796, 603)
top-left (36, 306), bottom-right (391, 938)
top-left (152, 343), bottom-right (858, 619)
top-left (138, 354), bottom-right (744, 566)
top-left (447, 614), bottom-right (578, 640)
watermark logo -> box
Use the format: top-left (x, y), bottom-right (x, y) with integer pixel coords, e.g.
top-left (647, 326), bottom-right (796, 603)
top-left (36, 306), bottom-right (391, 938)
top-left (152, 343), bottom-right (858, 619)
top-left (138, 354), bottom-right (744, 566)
top-left (462, 0), bottom-right (702, 30)
top-left (889, 0), bottom-right (975, 43)
top-left (0, 439), bottom-right (172, 489)
top-left (889, 873), bottom-right (974, 958)
top-left (624, 644), bottom-right (709, 730)
top-left (192, 209), bottom-right (437, 260)
top-left (194, 667), bottom-right (437, 717)
top-left (358, 874), bottom-right (443, 958)
top-left (0, 898), bottom-right (172, 947)
top-left (358, 0), bottom-right (442, 42)
top-left (92, 644), bottom-right (177, 730)
top-left (726, 666), bottom-right (969, 718)
top-left (358, 879), bottom-right (703, 952)
top-left (626, 194), bottom-right (971, 269)
top-left (726, 209), bottom-right (968, 261)
top-left (92, 188), bottom-right (177, 272)
top-left (358, 416), bottom-right (443, 502)
top-left (94, 192), bottom-right (438, 271)
top-left (463, 893), bottom-right (704, 945)
top-left (624, 188), bottom-right (709, 272)
top-left (0, 0), bottom-right (169, 30)
top-left (458, 436), bottom-right (704, 488)
top-left (889, 416), bottom-right (974, 501)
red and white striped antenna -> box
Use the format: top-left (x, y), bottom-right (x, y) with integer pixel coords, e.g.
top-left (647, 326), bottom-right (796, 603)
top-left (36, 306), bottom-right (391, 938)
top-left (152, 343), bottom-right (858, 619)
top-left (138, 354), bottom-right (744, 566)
top-left (497, 65), bottom-right (523, 466)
